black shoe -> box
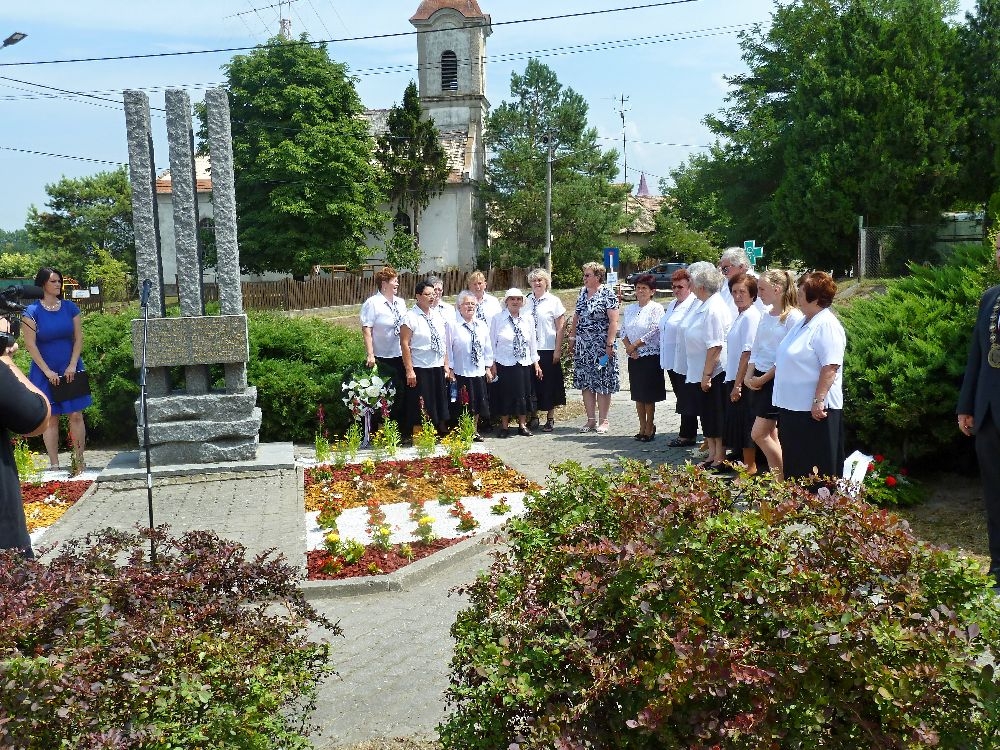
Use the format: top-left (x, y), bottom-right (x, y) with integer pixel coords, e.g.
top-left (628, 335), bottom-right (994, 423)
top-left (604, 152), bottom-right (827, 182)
top-left (640, 434), bottom-right (654, 443)
top-left (472, 433), bottom-right (484, 442)
top-left (528, 415), bottom-right (540, 429)
top-left (518, 426), bottom-right (533, 437)
top-left (634, 433), bottom-right (644, 441)
top-left (541, 419), bottom-right (555, 433)
top-left (498, 428), bottom-right (511, 438)
top-left (668, 437), bottom-right (696, 448)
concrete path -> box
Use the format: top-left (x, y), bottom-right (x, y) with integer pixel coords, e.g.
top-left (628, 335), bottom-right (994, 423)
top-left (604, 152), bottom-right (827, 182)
top-left (34, 366), bottom-right (700, 749)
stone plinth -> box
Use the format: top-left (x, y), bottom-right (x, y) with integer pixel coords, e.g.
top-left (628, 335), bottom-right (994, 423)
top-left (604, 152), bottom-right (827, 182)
top-left (131, 315), bottom-right (249, 368)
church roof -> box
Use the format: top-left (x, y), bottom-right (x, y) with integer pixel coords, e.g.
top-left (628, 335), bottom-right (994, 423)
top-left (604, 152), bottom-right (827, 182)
top-left (620, 194), bottom-right (668, 235)
top-left (410, 0), bottom-right (488, 21)
top-left (362, 109), bottom-right (473, 185)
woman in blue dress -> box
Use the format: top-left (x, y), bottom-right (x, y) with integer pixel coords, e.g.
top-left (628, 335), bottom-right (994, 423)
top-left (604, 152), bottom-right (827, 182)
top-left (22, 267), bottom-right (92, 474)
top-left (567, 262), bottom-right (620, 433)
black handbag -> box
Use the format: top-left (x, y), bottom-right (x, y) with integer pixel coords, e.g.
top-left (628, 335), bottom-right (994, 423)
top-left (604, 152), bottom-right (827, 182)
top-left (50, 371), bottom-right (91, 402)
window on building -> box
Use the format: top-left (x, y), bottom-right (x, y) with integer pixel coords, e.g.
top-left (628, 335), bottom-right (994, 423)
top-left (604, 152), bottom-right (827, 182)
top-left (394, 211), bottom-right (412, 235)
top-left (441, 51), bottom-right (458, 91)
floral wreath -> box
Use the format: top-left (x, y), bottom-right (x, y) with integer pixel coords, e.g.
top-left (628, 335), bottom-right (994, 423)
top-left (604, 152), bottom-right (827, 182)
top-left (342, 365), bottom-right (396, 420)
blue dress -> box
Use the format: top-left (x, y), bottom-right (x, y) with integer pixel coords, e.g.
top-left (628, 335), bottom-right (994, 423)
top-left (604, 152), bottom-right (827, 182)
top-left (25, 300), bottom-right (93, 415)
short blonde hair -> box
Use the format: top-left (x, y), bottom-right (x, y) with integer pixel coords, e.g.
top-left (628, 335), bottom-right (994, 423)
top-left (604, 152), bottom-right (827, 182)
top-left (466, 270), bottom-right (486, 286)
top-left (527, 268), bottom-right (551, 289)
top-left (581, 262), bottom-right (606, 282)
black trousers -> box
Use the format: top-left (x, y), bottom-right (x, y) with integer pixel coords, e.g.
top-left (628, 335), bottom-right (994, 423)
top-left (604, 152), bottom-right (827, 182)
top-left (976, 410), bottom-right (1000, 586)
top-left (667, 368), bottom-right (697, 440)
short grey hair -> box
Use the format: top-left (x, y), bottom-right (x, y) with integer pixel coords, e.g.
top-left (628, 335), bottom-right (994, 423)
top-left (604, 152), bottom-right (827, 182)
top-left (527, 268), bottom-right (551, 288)
top-left (456, 290), bottom-right (478, 306)
top-left (425, 275), bottom-right (444, 288)
top-left (720, 247), bottom-right (749, 269)
top-left (688, 261), bottom-right (724, 294)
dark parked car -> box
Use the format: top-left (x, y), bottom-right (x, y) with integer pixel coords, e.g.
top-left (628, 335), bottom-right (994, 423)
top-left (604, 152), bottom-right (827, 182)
top-left (625, 262), bottom-right (688, 291)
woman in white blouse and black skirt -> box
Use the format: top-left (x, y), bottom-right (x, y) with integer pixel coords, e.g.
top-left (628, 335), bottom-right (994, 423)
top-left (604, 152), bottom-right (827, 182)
top-left (527, 268), bottom-right (566, 432)
top-left (400, 280), bottom-right (451, 440)
top-left (620, 274), bottom-right (665, 442)
top-left (773, 272), bottom-right (846, 483)
top-left (448, 291), bottom-right (494, 441)
top-left (489, 288), bottom-right (542, 438)
top-left (360, 265), bottom-right (408, 428)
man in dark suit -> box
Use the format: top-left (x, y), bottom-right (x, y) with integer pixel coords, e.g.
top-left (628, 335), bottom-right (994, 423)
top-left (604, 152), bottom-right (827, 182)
top-left (957, 236), bottom-right (1000, 591)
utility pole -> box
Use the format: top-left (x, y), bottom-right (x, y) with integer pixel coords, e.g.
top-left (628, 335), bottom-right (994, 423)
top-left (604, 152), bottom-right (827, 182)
top-left (616, 94), bottom-right (630, 244)
top-left (544, 133), bottom-right (554, 274)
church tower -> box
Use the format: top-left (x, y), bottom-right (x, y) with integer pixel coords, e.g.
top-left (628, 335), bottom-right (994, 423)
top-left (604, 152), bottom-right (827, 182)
top-left (410, 0), bottom-right (491, 135)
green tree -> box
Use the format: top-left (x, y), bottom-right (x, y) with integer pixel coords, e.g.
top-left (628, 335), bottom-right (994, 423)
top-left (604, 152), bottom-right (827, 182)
top-left (703, 0), bottom-right (963, 272)
top-left (375, 81), bottom-right (449, 250)
top-left (482, 59), bottom-right (627, 286)
top-left (222, 35), bottom-right (387, 275)
top-left (24, 167), bottom-right (134, 280)
top-left (0, 228), bottom-right (37, 255)
top-left (955, 0), bottom-right (1000, 213)
top-left (645, 210), bottom-right (719, 265)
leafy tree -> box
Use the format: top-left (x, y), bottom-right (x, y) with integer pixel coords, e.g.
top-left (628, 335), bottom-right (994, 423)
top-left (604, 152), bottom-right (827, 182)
top-left (955, 0), bottom-right (1000, 213)
top-left (700, 0), bottom-right (963, 272)
top-left (222, 35), bottom-right (387, 275)
top-left (375, 81), bottom-right (449, 249)
top-left (645, 210), bottom-right (719, 265)
top-left (659, 153), bottom-right (734, 248)
top-left (384, 230), bottom-right (421, 273)
top-left (482, 59), bottom-right (627, 286)
top-left (24, 167), bottom-right (134, 280)
top-left (0, 253), bottom-right (37, 279)
top-left (0, 228), bottom-right (36, 255)
top-left (84, 247), bottom-right (131, 302)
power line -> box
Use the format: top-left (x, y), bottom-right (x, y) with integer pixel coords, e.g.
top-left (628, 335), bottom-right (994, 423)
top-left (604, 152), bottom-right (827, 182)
top-left (0, 145), bottom-right (126, 166)
top-left (0, 1), bottom-right (703, 68)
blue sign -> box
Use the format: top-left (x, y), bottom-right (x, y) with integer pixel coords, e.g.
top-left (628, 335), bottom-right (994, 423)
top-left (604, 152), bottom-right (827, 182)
top-left (743, 240), bottom-right (764, 267)
top-left (604, 246), bottom-right (619, 271)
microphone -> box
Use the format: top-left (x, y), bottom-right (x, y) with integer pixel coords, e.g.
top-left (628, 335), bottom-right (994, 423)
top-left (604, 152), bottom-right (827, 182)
top-left (8, 285), bottom-right (43, 299)
top-left (140, 279), bottom-right (152, 307)
top-left (0, 284), bottom-right (44, 313)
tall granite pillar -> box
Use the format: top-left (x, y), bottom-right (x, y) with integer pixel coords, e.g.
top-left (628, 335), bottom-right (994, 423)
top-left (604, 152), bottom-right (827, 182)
top-left (124, 88), bottom-right (261, 466)
top-left (165, 89), bottom-right (208, 395)
top-left (205, 87), bottom-right (247, 392)
top-left (123, 90), bottom-right (170, 397)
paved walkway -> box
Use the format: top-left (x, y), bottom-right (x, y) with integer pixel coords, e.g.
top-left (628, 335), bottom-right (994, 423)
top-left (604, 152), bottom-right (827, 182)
top-left (36, 368), bottom-right (700, 749)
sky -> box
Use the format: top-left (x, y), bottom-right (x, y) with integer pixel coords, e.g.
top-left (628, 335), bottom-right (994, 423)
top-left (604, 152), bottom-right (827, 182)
top-left (0, 0), bottom-right (978, 232)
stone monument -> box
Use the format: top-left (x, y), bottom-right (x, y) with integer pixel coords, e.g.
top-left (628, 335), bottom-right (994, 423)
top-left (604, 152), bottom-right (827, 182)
top-left (123, 88), bottom-right (261, 465)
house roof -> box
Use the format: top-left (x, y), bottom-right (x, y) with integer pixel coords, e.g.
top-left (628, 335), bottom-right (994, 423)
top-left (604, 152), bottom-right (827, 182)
top-left (620, 194), bottom-right (668, 235)
top-left (155, 155), bottom-right (212, 194)
top-left (410, 0), bottom-right (488, 21)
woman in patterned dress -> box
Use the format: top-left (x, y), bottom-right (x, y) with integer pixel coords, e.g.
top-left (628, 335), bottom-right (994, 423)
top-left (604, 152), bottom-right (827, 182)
top-left (567, 262), bottom-right (620, 433)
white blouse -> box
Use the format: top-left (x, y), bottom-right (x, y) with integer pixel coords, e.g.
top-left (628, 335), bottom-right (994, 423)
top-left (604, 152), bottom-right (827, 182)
top-left (749, 308), bottom-right (804, 372)
top-left (620, 301), bottom-right (664, 357)
top-left (724, 305), bottom-right (762, 382)
top-left (447, 317), bottom-right (494, 377)
top-left (459, 292), bottom-right (503, 326)
top-left (402, 307), bottom-right (448, 369)
top-left (683, 293), bottom-right (733, 384)
top-left (773, 307), bottom-right (846, 411)
top-left (658, 295), bottom-right (696, 371)
top-left (359, 292), bottom-right (407, 358)
top-left (489, 312), bottom-right (539, 367)
top-left (670, 298), bottom-right (703, 376)
top-left (526, 292), bottom-right (566, 350)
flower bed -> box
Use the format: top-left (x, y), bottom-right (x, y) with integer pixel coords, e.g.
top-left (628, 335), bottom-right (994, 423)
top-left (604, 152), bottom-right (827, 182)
top-left (22, 479), bottom-right (92, 534)
top-left (304, 451), bottom-right (537, 580)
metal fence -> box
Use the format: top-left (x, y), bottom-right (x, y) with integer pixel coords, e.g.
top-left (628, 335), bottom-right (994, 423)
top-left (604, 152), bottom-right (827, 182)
top-left (857, 224), bottom-right (938, 278)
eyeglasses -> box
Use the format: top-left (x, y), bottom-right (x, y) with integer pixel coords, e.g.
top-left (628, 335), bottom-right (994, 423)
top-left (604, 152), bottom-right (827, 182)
top-left (720, 265), bottom-right (733, 273)
top-left (671, 284), bottom-right (686, 289)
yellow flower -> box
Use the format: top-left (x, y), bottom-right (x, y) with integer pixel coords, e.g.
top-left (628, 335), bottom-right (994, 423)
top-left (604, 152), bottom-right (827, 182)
top-left (418, 516), bottom-right (435, 526)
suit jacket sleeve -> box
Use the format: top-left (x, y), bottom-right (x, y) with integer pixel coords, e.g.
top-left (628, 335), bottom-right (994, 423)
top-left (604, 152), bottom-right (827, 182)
top-left (957, 288), bottom-right (993, 416)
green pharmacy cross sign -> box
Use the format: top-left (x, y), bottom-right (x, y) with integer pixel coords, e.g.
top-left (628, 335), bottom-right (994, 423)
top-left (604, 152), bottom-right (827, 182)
top-left (743, 240), bottom-right (764, 267)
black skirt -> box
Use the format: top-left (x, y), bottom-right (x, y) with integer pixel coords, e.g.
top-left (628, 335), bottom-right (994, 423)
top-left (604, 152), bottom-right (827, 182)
top-left (375, 356), bottom-right (407, 428)
top-left (696, 372), bottom-right (727, 438)
top-left (454, 374), bottom-right (491, 420)
top-left (627, 355), bottom-right (666, 403)
top-left (404, 366), bottom-right (449, 434)
top-left (748, 369), bottom-right (778, 420)
top-left (777, 407), bottom-right (845, 482)
top-left (533, 350), bottom-right (567, 411)
top-left (493, 363), bottom-right (535, 416)
top-left (723, 380), bottom-right (754, 450)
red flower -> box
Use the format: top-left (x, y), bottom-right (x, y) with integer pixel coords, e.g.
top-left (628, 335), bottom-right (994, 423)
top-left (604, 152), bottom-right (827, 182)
top-left (874, 454), bottom-right (884, 463)
top-left (867, 462), bottom-right (875, 472)
top-left (885, 475), bottom-right (897, 487)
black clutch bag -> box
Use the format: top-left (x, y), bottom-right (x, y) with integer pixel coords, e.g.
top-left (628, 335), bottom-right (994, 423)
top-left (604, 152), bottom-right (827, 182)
top-left (50, 371), bottom-right (91, 402)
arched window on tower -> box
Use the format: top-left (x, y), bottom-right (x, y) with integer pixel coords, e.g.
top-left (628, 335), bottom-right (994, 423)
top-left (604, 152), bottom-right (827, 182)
top-left (441, 51), bottom-right (458, 92)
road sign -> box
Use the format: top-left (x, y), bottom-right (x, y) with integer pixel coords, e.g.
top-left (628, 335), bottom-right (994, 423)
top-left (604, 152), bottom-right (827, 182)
top-left (604, 247), bottom-right (619, 271)
top-left (743, 240), bottom-right (764, 267)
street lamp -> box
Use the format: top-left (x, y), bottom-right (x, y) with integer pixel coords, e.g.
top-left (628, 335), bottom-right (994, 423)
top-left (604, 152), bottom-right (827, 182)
top-left (2, 32), bottom-right (27, 48)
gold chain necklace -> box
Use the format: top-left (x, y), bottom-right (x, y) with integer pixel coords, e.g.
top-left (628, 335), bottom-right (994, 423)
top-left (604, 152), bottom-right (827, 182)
top-left (988, 292), bottom-right (1000, 368)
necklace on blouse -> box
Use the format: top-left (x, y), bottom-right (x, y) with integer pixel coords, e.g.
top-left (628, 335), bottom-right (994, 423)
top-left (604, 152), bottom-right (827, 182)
top-left (41, 299), bottom-right (61, 312)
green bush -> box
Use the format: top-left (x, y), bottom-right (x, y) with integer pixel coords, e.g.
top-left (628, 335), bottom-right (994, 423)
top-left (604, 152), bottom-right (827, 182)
top-left (440, 461), bottom-right (1000, 750)
top-left (247, 311), bottom-right (366, 441)
top-left (0, 526), bottom-right (337, 749)
top-left (842, 242), bottom-right (1000, 464)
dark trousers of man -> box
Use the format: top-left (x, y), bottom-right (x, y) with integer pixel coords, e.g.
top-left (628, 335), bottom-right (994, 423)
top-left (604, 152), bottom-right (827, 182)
top-left (976, 410), bottom-right (1000, 587)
